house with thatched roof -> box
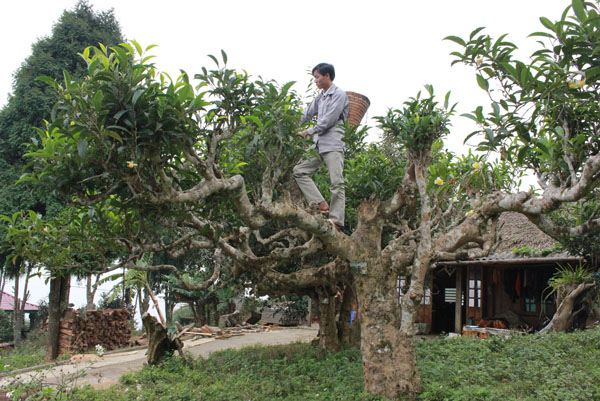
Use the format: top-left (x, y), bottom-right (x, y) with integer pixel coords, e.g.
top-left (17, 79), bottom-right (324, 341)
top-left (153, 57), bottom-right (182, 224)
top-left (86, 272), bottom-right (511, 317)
top-left (408, 212), bottom-right (583, 334)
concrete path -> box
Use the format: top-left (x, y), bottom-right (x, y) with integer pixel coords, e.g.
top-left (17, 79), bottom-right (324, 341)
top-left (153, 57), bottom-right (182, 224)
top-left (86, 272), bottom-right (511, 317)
top-left (0, 326), bottom-right (318, 390)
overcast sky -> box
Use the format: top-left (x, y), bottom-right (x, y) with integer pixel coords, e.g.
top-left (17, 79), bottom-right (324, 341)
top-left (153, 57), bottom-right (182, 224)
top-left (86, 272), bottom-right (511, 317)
top-left (1, 0), bottom-right (571, 314)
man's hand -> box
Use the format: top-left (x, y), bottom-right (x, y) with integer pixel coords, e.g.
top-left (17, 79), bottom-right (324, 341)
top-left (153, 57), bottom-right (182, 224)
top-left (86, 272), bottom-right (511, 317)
top-left (298, 130), bottom-right (309, 137)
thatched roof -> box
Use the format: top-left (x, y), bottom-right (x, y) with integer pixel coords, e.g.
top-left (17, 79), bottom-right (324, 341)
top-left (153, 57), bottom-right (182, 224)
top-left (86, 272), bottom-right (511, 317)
top-left (438, 212), bottom-right (582, 266)
top-left (493, 212), bottom-right (558, 255)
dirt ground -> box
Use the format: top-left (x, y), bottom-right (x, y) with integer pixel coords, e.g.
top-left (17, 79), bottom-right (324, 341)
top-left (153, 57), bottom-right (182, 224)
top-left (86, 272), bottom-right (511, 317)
top-left (0, 325), bottom-right (318, 390)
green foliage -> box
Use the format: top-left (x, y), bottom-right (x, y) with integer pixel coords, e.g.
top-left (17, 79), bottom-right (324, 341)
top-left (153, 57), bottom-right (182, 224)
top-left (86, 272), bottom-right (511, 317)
top-left (344, 143), bottom-right (405, 201)
top-left (7, 328), bottom-right (600, 400)
top-left (0, 0), bottom-right (123, 242)
top-left (447, 0), bottom-right (600, 184)
top-left (548, 197), bottom-right (600, 259)
top-left (119, 343), bottom-right (378, 401)
top-left (24, 45), bottom-right (305, 210)
top-left (547, 262), bottom-right (597, 293)
top-left (375, 85), bottom-right (455, 161)
top-left (172, 304), bottom-right (194, 323)
top-left (0, 332), bottom-right (69, 373)
top-left (0, 0), bottom-right (123, 163)
top-left (0, 1), bottom-right (124, 291)
top-left (417, 327), bottom-right (600, 400)
top-left (0, 205), bottom-right (125, 280)
top-left (445, 0), bottom-right (600, 264)
top-left (98, 292), bottom-right (128, 310)
top-left (0, 310), bottom-right (13, 342)
top-left (218, 77), bottom-right (305, 203)
top-left (512, 244), bottom-right (562, 257)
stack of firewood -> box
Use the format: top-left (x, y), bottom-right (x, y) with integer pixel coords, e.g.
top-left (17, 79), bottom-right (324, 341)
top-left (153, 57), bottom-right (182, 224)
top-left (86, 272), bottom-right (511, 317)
top-left (58, 308), bottom-right (131, 354)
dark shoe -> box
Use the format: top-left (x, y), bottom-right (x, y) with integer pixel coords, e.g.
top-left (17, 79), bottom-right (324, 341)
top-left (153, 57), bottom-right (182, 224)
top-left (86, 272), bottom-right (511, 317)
top-left (319, 201), bottom-right (329, 216)
top-left (328, 219), bottom-right (342, 232)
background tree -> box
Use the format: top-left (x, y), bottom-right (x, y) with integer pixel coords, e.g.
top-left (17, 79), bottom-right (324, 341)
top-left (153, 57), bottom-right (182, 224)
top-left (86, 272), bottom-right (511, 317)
top-left (0, 0), bottom-right (123, 354)
top-left (0, 205), bottom-right (128, 359)
top-left (163, 248), bottom-right (239, 326)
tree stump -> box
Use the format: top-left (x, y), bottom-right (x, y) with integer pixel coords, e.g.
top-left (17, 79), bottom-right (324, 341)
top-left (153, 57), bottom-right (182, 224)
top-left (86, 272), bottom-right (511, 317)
top-left (142, 313), bottom-right (183, 365)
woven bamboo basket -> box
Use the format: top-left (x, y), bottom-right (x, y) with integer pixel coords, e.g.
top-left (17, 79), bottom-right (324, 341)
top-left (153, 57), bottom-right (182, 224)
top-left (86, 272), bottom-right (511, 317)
top-left (346, 91), bottom-right (370, 127)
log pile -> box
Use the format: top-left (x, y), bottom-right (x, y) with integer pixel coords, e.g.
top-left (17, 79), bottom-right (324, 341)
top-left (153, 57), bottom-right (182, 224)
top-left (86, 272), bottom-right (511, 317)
top-left (176, 323), bottom-right (282, 342)
top-left (58, 308), bottom-right (131, 354)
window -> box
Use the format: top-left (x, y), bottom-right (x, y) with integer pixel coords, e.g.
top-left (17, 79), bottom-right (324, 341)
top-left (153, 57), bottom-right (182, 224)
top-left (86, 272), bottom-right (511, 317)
top-left (445, 288), bottom-right (456, 303)
top-left (468, 268), bottom-right (482, 308)
top-left (423, 286), bottom-right (431, 305)
top-left (525, 297), bottom-right (536, 313)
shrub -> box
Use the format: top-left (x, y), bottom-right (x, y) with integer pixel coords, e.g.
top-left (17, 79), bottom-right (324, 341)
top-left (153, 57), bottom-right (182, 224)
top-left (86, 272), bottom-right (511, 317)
top-left (0, 310), bottom-right (12, 342)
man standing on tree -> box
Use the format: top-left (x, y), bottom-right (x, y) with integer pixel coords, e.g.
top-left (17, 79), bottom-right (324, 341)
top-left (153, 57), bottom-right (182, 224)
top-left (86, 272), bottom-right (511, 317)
top-left (293, 63), bottom-right (349, 231)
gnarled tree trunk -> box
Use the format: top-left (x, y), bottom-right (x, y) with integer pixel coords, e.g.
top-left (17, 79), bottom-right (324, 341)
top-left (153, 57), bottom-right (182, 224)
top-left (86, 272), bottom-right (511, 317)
top-left (539, 282), bottom-right (597, 333)
top-left (349, 198), bottom-right (424, 400)
top-left (355, 259), bottom-right (422, 400)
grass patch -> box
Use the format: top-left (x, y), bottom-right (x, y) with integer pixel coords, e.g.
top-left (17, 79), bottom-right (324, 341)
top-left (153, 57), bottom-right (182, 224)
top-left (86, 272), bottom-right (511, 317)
top-left (118, 344), bottom-right (379, 401)
top-left (4, 327), bottom-right (600, 400)
top-left (0, 332), bottom-right (53, 373)
top-left (416, 327), bottom-right (600, 400)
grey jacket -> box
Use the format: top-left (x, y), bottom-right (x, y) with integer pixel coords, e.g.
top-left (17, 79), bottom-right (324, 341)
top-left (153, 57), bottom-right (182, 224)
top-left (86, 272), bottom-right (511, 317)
top-left (301, 84), bottom-right (349, 154)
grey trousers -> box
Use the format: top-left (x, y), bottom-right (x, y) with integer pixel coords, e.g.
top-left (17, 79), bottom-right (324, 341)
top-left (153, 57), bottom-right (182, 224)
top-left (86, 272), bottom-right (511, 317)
top-left (293, 151), bottom-right (345, 226)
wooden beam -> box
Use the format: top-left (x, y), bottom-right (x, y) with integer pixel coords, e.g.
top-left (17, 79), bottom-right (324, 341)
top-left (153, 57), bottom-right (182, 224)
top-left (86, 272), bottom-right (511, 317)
top-left (455, 267), bottom-right (463, 334)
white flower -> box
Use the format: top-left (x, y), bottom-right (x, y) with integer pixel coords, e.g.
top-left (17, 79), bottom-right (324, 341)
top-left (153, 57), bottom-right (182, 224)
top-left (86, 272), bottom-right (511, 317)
top-left (434, 177), bottom-right (444, 186)
top-left (465, 210), bottom-right (474, 217)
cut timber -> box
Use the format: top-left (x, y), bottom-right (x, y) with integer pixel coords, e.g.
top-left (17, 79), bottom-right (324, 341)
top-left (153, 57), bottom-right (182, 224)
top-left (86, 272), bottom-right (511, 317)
top-left (57, 308), bottom-right (131, 355)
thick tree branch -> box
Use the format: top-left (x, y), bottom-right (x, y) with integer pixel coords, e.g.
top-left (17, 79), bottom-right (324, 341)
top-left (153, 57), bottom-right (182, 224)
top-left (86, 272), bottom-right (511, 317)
top-left (264, 200), bottom-right (360, 260)
top-left (380, 174), bottom-right (417, 217)
top-left (255, 259), bottom-right (350, 296)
